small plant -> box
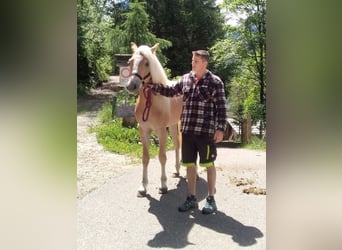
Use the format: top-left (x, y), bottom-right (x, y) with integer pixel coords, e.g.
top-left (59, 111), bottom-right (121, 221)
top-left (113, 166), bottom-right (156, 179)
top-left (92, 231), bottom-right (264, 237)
top-left (97, 101), bottom-right (113, 123)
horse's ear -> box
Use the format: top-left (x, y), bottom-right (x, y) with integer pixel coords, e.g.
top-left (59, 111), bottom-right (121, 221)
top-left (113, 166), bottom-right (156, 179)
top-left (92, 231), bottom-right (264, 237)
top-left (151, 43), bottom-right (159, 54)
top-left (131, 42), bottom-right (138, 52)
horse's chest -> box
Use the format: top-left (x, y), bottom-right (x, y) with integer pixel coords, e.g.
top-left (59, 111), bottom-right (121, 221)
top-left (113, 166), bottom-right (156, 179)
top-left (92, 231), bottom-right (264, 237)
top-left (135, 95), bottom-right (177, 126)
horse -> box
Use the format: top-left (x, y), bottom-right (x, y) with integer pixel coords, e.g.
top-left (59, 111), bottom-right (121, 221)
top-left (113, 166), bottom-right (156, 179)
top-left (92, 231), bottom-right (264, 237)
top-left (125, 42), bottom-right (183, 197)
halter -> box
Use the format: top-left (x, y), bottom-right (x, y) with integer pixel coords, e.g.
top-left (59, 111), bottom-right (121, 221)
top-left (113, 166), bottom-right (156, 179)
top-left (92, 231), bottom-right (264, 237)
top-left (132, 72), bottom-right (151, 85)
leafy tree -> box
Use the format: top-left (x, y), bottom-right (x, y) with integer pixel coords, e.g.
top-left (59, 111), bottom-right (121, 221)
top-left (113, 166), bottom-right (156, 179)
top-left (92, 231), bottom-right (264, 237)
top-left (221, 0), bottom-right (266, 136)
top-left (123, 1), bottom-right (171, 52)
top-left (107, 1), bottom-right (172, 69)
top-left (210, 25), bottom-right (242, 93)
top-left (77, 0), bottom-right (113, 93)
top-left (229, 74), bottom-right (250, 133)
top-left (102, 0), bottom-right (129, 25)
top-left (145, 0), bottom-right (225, 77)
top-left (77, 0), bottom-right (172, 93)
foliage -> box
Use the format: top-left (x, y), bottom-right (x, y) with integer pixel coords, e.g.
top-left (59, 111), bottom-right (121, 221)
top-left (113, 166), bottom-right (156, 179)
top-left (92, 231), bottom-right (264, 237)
top-left (107, 0), bottom-right (172, 73)
top-left (121, 1), bottom-right (172, 64)
top-left (228, 74), bottom-right (249, 132)
top-left (89, 116), bottom-right (142, 159)
top-left (77, 0), bottom-right (113, 91)
top-left (78, 0), bottom-right (226, 87)
top-left (210, 26), bottom-right (242, 94)
top-left (244, 85), bottom-right (264, 122)
top-left (145, 0), bottom-right (225, 77)
top-left (77, 0), bottom-right (173, 93)
top-left (219, 0), bottom-right (266, 136)
top-left (90, 99), bottom-right (174, 160)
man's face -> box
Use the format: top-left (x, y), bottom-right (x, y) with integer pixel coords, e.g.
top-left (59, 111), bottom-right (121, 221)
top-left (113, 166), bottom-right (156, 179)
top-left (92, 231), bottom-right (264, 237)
top-left (191, 55), bottom-right (207, 73)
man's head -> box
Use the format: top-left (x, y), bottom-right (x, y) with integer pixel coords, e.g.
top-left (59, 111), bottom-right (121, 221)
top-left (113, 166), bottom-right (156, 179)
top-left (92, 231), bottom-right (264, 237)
top-left (192, 50), bottom-right (209, 75)
top-left (193, 50), bottom-right (209, 62)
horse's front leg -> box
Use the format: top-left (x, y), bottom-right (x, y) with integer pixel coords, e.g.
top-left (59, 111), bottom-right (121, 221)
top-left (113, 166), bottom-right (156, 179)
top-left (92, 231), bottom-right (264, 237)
top-left (156, 128), bottom-right (168, 194)
top-left (169, 123), bottom-right (181, 177)
top-left (137, 127), bottom-right (151, 197)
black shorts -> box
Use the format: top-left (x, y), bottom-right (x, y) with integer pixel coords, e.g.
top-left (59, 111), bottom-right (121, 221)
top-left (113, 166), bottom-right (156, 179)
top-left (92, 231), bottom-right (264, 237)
top-left (181, 133), bottom-right (217, 167)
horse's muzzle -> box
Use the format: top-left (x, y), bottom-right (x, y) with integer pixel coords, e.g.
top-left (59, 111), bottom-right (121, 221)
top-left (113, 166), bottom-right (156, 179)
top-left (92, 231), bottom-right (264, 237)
top-left (126, 76), bottom-right (140, 94)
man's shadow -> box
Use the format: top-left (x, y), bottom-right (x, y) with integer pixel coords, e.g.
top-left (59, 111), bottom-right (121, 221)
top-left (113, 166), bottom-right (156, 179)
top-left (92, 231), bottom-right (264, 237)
top-left (146, 177), bottom-right (263, 248)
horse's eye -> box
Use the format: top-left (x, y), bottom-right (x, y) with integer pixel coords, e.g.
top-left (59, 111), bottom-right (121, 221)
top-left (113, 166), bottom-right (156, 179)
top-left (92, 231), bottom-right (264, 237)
top-left (145, 62), bottom-right (149, 67)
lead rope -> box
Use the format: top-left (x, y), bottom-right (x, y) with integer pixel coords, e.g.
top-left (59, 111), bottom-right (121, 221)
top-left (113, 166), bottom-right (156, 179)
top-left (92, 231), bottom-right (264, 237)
top-left (142, 85), bottom-right (155, 122)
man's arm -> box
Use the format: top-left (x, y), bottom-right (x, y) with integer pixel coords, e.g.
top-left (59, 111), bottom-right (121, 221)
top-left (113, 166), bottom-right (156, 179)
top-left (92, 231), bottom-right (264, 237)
top-left (152, 82), bottom-right (182, 97)
top-left (213, 80), bottom-right (227, 133)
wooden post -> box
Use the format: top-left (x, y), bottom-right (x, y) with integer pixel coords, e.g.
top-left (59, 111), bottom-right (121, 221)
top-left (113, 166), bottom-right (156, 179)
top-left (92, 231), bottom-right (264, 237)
top-left (111, 93), bottom-right (117, 119)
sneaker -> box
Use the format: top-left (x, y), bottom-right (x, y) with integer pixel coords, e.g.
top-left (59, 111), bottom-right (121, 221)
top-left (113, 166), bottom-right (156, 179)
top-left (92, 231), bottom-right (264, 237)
top-left (178, 195), bottom-right (198, 212)
top-left (202, 196), bottom-right (217, 214)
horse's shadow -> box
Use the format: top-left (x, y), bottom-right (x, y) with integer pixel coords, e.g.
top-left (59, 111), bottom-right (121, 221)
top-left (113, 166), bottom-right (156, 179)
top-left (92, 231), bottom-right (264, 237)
top-left (146, 177), bottom-right (263, 248)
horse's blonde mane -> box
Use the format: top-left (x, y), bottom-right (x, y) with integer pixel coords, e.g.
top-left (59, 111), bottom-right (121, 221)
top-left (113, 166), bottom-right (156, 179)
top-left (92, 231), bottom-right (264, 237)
top-left (137, 45), bottom-right (168, 85)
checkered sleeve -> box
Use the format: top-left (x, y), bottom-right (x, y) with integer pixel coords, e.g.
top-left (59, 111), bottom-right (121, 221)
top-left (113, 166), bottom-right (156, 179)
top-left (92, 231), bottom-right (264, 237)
top-left (152, 82), bottom-right (183, 97)
top-left (213, 79), bottom-right (227, 132)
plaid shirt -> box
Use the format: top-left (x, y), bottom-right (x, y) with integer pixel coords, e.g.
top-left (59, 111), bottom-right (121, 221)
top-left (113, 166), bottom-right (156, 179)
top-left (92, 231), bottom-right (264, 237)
top-left (153, 70), bottom-right (227, 136)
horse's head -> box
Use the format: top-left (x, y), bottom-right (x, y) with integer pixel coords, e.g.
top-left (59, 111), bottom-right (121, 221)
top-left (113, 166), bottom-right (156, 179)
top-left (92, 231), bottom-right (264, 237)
top-left (126, 42), bottom-right (159, 95)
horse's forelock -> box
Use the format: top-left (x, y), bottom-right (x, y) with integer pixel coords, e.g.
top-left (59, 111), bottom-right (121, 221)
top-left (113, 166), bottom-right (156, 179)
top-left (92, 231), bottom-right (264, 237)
top-left (131, 53), bottom-right (143, 74)
top-left (136, 46), bottom-right (168, 85)
top-left (137, 45), bottom-right (151, 54)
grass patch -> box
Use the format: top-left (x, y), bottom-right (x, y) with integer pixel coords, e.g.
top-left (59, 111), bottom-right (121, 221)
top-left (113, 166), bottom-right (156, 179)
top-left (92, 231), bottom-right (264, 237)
top-left (241, 136), bottom-right (266, 151)
top-left (89, 100), bottom-right (174, 161)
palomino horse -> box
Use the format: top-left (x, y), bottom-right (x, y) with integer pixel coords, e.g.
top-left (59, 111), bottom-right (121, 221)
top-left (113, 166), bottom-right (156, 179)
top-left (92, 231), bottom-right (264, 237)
top-left (125, 42), bottom-right (183, 197)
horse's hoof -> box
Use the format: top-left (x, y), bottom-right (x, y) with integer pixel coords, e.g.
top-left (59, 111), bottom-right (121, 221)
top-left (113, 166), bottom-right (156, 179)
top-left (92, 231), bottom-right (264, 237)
top-left (158, 187), bottom-right (168, 194)
top-left (172, 172), bottom-right (180, 178)
top-left (137, 190), bottom-right (147, 197)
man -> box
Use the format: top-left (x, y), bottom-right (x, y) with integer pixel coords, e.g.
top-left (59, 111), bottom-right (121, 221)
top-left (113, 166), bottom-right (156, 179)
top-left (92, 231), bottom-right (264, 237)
top-left (152, 50), bottom-right (227, 214)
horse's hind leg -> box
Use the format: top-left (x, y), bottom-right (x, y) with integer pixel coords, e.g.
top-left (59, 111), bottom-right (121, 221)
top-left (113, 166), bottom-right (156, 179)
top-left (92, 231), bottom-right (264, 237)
top-left (137, 127), bottom-right (151, 197)
top-left (169, 123), bottom-right (181, 177)
top-left (156, 128), bottom-right (168, 194)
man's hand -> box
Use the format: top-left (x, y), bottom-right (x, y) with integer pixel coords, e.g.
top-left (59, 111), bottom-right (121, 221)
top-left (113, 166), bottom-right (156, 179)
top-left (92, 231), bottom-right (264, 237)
top-left (213, 130), bottom-right (224, 143)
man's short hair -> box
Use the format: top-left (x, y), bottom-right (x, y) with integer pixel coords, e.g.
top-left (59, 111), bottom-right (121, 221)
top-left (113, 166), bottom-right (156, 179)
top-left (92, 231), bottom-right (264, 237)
top-left (192, 50), bottom-right (209, 62)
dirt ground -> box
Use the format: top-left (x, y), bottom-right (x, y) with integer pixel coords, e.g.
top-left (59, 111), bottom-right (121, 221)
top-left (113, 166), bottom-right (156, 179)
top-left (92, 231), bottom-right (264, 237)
top-left (77, 88), bottom-right (135, 199)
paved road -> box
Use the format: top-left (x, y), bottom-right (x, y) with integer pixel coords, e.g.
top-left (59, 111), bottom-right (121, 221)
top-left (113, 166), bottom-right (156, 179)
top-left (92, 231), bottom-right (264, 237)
top-left (77, 148), bottom-right (266, 250)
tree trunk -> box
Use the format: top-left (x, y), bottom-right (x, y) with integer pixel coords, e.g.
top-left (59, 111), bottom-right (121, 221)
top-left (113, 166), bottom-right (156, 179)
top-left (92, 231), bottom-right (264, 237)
top-left (241, 114), bottom-right (252, 144)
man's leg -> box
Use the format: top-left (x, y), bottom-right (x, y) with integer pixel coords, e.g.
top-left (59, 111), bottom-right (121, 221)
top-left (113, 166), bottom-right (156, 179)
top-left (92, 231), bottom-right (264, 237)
top-left (178, 165), bottom-right (198, 212)
top-left (178, 134), bottom-right (198, 212)
top-left (206, 165), bottom-right (216, 196)
top-left (197, 135), bottom-right (218, 214)
top-left (186, 165), bottom-right (197, 196)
